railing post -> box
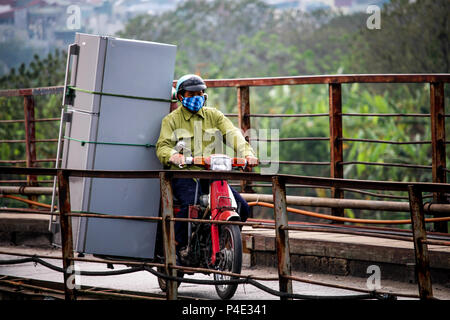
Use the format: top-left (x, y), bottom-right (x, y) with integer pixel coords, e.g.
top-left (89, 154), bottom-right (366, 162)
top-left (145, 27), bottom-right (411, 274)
top-left (159, 171), bottom-right (178, 300)
top-left (408, 185), bottom-right (433, 300)
top-left (24, 95), bottom-right (37, 205)
top-left (237, 86), bottom-right (251, 142)
top-left (430, 82), bottom-right (447, 233)
top-left (329, 83), bottom-right (344, 218)
top-left (237, 86), bottom-right (254, 197)
top-left (57, 169), bottom-right (76, 301)
top-left (272, 176), bottom-right (292, 300)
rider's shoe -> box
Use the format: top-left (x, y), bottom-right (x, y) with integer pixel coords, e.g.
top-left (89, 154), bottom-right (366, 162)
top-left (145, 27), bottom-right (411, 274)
top-left (177, 246), bottom-right (190, 266)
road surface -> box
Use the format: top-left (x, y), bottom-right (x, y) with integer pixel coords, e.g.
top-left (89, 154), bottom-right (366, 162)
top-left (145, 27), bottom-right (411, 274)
top-left (1, 246), bottom-right (449, 300)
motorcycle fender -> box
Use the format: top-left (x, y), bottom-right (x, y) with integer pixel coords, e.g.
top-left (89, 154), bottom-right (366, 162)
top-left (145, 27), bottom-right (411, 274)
top-left (210, 210), bottom-right (239, 266)
top-left (217, 210), bottom-right (240, 221)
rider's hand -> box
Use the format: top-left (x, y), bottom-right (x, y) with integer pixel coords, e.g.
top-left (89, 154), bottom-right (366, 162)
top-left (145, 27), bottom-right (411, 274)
top-left (245, 156), bottom-right (259, 168)
top-left (169, 153), bottom-right (185, 166)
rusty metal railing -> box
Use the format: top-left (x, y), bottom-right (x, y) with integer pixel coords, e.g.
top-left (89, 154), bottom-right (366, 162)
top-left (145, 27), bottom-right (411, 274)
top-left (1, 166), bottom-right (449, 300)
top-left (205, 75), bottom-right (449, 231)
top-left (0, 86), bottom-right (63, 188)
top-left (0, 74), bottom-right (449, 299)
top-left (0, 74), bottom-right (448, 231)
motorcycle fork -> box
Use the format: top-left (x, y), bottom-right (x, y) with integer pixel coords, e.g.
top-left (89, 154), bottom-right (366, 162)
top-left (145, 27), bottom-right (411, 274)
top-left (209, 179), bottom-right (234, 266)
top-left (210, 220), bottom-right (220, 266)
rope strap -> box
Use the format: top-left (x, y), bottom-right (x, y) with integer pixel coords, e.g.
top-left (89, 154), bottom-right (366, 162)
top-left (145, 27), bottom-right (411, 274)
top-left (66, 86), bottom-right (177, 103)
top-left (64, 136), bottom-right (155, 148)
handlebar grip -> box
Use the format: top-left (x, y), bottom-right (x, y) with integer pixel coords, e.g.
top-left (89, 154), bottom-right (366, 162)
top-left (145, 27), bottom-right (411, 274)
top-left (232, 157), bottom-right (247, 167)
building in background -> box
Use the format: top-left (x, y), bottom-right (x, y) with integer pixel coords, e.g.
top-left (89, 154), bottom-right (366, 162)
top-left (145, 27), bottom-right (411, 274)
top-left (0, 0), bottom-right (391, 75)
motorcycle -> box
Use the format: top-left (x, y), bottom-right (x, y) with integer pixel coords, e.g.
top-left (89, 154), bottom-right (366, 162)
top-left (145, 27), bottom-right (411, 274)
top-left (156, 142), bottom-right (250, 300)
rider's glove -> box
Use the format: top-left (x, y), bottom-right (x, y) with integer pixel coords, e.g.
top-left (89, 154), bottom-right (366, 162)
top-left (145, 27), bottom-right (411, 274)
top-left (169, 153), bottom-right (186, 166)
top-left (245, 156), bottom-right (259, 168)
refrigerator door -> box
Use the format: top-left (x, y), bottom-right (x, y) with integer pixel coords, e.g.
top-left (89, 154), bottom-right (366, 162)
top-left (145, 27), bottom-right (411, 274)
top-left (82, 97), bottom-right (168, 258)
top-left (61, 33), bottom-right (176, 259)
top-left (70, 33), bottom-right (107, 113)
top-left (58, 110), bottom-right (99, 252)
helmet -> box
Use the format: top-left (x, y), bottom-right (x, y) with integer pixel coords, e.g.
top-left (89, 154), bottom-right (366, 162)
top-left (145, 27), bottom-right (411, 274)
top-left (175, 74), bottom-right (207, 99)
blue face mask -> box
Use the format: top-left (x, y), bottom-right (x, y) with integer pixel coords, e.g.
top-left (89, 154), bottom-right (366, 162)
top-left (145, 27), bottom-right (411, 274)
top-left (182, 95), bottom-right (205, 113)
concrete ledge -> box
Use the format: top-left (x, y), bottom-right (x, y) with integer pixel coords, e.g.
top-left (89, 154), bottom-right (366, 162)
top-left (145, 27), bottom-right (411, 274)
top-left (242, 229), bottom-right (450, 286)
top-left (0, 215), bottom-right (52, 247)
top-left (1, 216), bottom-right (449, 286)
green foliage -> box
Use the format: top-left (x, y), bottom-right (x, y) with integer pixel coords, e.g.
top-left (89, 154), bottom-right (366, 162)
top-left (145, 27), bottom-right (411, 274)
top-left (0, 50), bottom-right (65, 166)
top-left (0, 49), bottom-right (66, 89)
top-left (356, 0), bottom-right (450, 73)
top-left (0, 38), bottom-right (48, 77)
top-left (342, 83), bottom-right (432, 183)
top-left (0, 50), bottom-right (65, 207)
top-left (0, 0), bottom-right (447, 221)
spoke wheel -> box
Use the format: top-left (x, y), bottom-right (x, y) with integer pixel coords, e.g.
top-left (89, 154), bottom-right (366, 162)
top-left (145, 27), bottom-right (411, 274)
top-left (214, 224), bottom-right (242, 300)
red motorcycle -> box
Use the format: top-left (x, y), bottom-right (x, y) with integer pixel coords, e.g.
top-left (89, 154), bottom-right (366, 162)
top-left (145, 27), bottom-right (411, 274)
top-left (157, 152), bottom-right (249, 300)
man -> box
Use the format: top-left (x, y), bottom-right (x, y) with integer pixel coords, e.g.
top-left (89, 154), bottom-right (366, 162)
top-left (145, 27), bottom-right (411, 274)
top-left (156, 74), bottom-right (258, 253)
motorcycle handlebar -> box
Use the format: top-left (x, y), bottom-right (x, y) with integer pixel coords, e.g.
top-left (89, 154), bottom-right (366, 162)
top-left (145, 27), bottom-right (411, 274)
top-left (173, 156), bottom-right (249, 169)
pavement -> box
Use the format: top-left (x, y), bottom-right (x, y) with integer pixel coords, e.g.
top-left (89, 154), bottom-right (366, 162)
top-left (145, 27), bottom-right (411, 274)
top-left (1, 213), bottom-right (450, 300)
top-left (1, 245), bottom-right (450, 300)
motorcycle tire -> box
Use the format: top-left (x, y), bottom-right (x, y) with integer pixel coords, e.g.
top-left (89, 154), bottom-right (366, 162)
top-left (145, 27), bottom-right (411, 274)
top-left (214, 224), bottom-right (242, 300)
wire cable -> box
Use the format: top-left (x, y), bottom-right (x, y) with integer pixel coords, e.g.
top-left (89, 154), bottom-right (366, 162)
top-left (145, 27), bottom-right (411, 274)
top-left (0, 256), bottom-right (393, 300)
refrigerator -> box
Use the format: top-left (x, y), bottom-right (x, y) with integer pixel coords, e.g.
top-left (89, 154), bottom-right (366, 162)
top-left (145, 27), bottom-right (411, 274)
top-left (55, 33), bottom-right (176, 259)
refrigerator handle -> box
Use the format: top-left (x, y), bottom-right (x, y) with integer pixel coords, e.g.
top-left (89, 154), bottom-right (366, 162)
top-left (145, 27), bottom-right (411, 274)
top-left (49, 43), bottom-right (79, 231)
top-left (62, 43), bottom-right (80, 106)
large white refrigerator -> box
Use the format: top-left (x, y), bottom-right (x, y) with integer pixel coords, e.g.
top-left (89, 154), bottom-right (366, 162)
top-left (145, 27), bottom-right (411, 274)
top-left (56, 33), bottom-right (176, 259)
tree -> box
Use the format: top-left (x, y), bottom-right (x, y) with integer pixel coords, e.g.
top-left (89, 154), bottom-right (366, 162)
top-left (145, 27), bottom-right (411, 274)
top-left (0, 49), bottom-right (66, 165)
top-left (0, 49), bottom-right (66, 89)
top-left (118, 0), bottom-right (280, 78)
top-left (354, 0), bottom-right (449, 73)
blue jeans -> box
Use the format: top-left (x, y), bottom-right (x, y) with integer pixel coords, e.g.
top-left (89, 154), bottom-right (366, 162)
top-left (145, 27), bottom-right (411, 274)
top-left (172, 178), bottom-right (250, 247)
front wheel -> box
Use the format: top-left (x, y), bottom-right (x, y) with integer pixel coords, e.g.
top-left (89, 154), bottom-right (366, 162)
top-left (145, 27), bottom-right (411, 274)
top-left (214, 224), bottom-right (242, 300)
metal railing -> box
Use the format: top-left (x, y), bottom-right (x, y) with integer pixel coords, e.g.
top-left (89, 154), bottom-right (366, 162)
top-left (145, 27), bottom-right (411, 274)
top-left (0, 74), bottom-right (448, 230)
top-left (0, 86), bottom-right (63, 187)
top-left (204, 75), bottom-right (449, 230)
top-left (0, 74), bottom-right (449, 300)
top-left (1, 166), bottom-right (450, 300)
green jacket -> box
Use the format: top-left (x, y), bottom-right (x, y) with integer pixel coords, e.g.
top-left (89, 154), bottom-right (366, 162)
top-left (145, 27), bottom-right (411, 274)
top-left (156, 106), bottom-right (255, 170)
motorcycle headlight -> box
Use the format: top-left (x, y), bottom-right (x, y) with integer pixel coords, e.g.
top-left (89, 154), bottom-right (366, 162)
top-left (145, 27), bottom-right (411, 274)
top-left (209, 155), bottom-right (232, 171)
